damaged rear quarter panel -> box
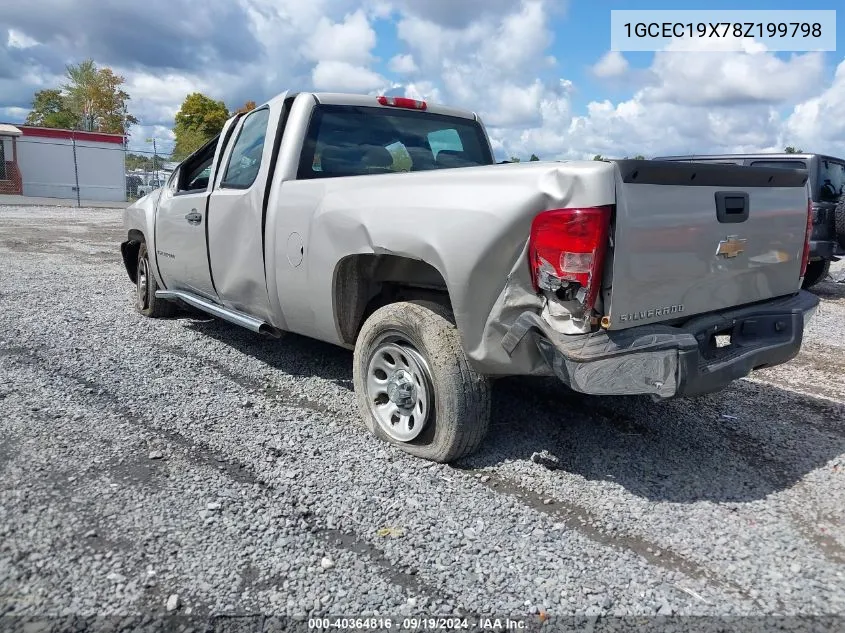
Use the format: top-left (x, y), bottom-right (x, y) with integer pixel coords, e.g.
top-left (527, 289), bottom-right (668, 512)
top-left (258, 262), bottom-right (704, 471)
top-left (268, 160), bottom-right (616, 376)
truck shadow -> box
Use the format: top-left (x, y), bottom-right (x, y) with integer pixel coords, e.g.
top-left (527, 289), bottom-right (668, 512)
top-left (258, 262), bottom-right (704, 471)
top-left (183, 316), bottom-right (844, 505)
top-left (182, 316), bottom-right (355, 392)
top-left (811, 277), bottom-right (845, 301)
top-left (468, 375), bottom-right (845, 504)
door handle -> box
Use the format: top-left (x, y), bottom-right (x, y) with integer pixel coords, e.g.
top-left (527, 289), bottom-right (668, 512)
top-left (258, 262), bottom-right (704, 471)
top-left (185, 210), bottom-right (202, 225)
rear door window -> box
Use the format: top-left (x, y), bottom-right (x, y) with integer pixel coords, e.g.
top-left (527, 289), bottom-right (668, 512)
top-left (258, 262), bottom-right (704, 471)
top-left (297, 105), bottom-right (493, 179)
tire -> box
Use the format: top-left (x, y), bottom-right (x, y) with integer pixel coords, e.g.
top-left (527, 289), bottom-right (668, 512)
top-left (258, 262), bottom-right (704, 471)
top-left (352, 301), bottom-right (491, 463)
top-left (835, 196), bottom-right (845, 249)
top-left (802, 258), bottom-right (831, 289)
top-left (135, 242), bottom-right (176, 318)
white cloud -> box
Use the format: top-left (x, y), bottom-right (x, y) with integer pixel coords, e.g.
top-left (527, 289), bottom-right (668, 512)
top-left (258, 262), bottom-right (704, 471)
top-left (312, 60), bottom-right (388, 93)
top-left (388, 54), bottom-right (418, 75)
top-left (784, 59), bottom-right (845, 152)
top-left (303, 10), bottom-right (376, 66)
top-left (0, 106), bottom-right (28, 121)
top-left (642, 48), bottom-right (825, 107)
top-left (457, 32), bottom-right (841, 161)
top-left (591, 51), bottom-right (628, 78)
top-left (7, 29), bottom-right (38, 49)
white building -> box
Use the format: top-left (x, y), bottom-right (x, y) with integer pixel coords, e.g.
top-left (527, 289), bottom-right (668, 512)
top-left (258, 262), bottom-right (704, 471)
top-left (1, 124), bottom-right (127, 202)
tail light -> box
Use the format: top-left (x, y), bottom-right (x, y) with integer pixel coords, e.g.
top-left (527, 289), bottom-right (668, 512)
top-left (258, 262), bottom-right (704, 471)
top-left (528, 206), bottom-right (612, 311)
top-left (800, 199), bottom-right (812, 278)
top-left (377, 96), bottom-right (427, 110)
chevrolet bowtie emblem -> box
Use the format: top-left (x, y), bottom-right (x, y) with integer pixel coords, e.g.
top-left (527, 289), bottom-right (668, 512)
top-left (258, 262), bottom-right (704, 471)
top-left (716, 236), bottom-right (747, 258)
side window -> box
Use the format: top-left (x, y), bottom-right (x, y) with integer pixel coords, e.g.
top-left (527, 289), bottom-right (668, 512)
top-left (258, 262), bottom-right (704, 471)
top-left (221, 108), bottom-right (270, 189)
top-left (176, 135), bottom-right (218, 193)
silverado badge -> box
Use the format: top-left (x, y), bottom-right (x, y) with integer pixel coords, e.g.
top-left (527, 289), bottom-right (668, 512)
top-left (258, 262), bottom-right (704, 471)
top-left (716, 236), bottom-right (746, 258)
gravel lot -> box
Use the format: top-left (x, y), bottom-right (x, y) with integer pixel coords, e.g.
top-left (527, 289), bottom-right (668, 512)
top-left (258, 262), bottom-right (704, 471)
top-left (1, 206), bottom-right (844, 628)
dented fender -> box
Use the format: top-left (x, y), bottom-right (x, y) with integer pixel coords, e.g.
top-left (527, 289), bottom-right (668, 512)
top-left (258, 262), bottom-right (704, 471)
top-left (122, 190), bottom-right (164, 286)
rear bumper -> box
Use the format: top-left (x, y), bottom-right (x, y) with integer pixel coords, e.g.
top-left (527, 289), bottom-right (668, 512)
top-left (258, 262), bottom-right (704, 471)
top-left (501, 291), bottom-right (820, 399)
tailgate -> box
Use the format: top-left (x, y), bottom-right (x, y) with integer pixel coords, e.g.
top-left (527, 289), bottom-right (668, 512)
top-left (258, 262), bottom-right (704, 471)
top-left (606, 160), bottom-right (809, 330)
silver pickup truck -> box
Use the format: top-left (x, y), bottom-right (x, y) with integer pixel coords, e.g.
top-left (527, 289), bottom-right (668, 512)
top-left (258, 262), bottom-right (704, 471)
top-left (121, 91), bottom-right (819, 462)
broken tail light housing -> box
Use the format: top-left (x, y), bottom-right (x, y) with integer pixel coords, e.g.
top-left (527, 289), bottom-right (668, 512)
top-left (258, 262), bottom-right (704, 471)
top-left (800, 198), bottom-right (812, 279)
top-left (528, 206), bottom-right (612, 311)
top-left (377, 96), bottom-right (427, 110)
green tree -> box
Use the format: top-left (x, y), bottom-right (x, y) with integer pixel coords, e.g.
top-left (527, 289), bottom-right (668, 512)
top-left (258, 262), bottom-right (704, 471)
top-left (632, 154), bottom-right (646, 160)
top-left (784, 146), bottom-right (803, 154)
top-left (509, 156), bottom-right (521, 163)
top-left (93, 67), bottom-right (138, 134)
top-left (62, 59), bottom-right (137, 134)
top-left (25, 89), bottom-right (78, 129)
top-left (173, 93), bottom-right (230, 160)
top-left (125, 152), bottom-right (169, 171)
top-left (592, 154), bottom-right (607, 161)
top-left (529, 154), bottom-right (540, 161)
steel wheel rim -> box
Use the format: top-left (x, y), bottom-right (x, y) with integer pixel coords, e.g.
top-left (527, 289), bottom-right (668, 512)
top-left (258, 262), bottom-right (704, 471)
top-left (365, 334), bottom-right (433, 442)
top-left (136, 255), bottom-right (149, 311)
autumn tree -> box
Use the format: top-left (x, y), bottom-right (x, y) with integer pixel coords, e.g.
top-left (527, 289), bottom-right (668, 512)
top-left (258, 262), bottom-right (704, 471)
top-left (173, 93), bottom-right (230, 160)
top-left (25, 89), bottom-right (77, 129)
top-left (25, 60), bottom-right (137, 135)
top-left (234, 100), bottom-right (257, 114)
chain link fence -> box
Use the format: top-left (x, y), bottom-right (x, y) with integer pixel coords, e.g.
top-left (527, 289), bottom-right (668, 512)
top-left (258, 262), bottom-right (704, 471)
top-left (1, 131), bottom-right (173, 206)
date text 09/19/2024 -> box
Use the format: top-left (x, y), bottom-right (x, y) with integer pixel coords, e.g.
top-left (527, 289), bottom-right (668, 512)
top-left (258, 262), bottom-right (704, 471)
top-left (307, 617), bottom-right (528, 630)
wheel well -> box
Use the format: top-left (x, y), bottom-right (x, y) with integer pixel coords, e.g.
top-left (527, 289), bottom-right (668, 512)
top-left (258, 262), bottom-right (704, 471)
top-left (333, 254), bottom-right (452, 345)
top-left (121, 230), bottom-right (145, 283)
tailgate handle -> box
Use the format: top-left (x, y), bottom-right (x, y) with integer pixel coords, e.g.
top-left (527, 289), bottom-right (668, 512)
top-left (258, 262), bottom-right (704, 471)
top-left (715, 192), bottom-right (749, 224)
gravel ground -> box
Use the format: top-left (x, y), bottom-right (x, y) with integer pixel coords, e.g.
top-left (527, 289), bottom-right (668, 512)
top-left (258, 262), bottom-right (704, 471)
top-left (1, 206), bottom-right (844, 629)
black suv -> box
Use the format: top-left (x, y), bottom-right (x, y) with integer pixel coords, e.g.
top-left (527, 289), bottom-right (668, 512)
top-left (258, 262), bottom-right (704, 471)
top-left (653, 152), bottom-right (845, 288)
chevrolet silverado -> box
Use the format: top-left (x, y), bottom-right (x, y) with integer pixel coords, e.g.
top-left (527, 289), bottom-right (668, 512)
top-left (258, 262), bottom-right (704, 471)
top-left (121, 91), bottom-right (819, 462)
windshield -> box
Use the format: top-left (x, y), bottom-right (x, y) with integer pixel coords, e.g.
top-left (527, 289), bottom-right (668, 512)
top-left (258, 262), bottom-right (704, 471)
top-left (818, 158), bottom-right (845, 202)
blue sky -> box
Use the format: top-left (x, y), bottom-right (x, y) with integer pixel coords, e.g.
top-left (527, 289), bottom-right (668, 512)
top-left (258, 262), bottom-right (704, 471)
top-left (1, 0), bottom-right (844, 160)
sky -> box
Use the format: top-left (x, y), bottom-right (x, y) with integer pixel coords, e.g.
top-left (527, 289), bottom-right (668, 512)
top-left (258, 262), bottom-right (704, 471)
top-left (1, 0), bottom-right (843, 161)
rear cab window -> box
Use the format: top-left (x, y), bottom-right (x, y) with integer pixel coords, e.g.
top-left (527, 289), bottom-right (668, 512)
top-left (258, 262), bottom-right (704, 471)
top-left (749, 160), bottom-right (807, 170)
top-left (297, 105), bottom-right (493, 179)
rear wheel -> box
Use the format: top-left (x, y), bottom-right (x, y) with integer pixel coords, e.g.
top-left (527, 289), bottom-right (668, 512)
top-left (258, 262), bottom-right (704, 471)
top-left (802, 259), bottom-right (831, 289)
top-left (353, 301), bottom-right (491, 463)
top-left (136, 242), bottom-right (176, 318)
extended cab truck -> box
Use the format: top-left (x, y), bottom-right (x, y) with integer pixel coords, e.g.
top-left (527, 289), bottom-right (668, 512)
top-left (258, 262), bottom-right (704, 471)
top-left (122, 91), bottom-right (819, 463)
top-left (654, 153), bottom-right (845, 288)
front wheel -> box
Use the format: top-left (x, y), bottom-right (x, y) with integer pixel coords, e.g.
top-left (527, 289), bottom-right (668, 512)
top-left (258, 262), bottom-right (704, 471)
top-left (352, 301), bottom-right (491, 463)
top-left (135, 242), bottom-right (176, 318)
top-left (802, 258), bottom-right (831, 289)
